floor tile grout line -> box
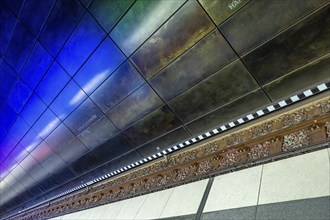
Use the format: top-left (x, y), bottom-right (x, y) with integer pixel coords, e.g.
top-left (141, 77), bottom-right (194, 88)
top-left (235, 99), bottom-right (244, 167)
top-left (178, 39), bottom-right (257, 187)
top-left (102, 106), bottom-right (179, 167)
top-left (254, 164), bottom-right (264, 220)
top-left (195, 177), bottom-right (214, 220)
top-left (158, 188), bottom-right (174, 219)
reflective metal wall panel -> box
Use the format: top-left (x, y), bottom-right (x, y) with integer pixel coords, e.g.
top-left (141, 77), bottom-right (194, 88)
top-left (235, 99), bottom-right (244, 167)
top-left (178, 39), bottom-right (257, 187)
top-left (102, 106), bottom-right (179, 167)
top-left (19, 128), bottom-right (42, 153)
top-left (64, 98), bottom-right (103, 135)
top-left (74, 37), bottom-right (126, 95)
top-left (199, 0), bottom-right (250, 25)
top-left (19, 155), bottom-right (39, 173)
top-left (89, 0), bottom-right (134, 32)
top-left (91, 61), bottom-right (144, 113)
top-left (4, 21), bottom-right (35, 73)
top-left (19, 0), bottom-right (55, 36)
top-left (45, 123), bottom-right (75, 151)
top-left (220, 0), bottom-right (328, 55)
top-left (169, 59), bottom-right (258, 123)
top-left (264, 54), bottom-right (330, 101)
top-left (39, 0), bottom-right (85, 57)
top-left (20, 42), bottom-right (54, 90)
top-left (9, 144), bottom-right (28, 164)
top-left (30, 141), bottom-right (55, 164)
top-left (137, 126), bottom-right (191, 157)
top-left (77, 115), bottom-right (118, 150)
top-left (110, 0), bottom-right (185, 56)
top-left (107, 83), bottom-right (164, 130)
top-left (131, 0), bottom-right (214, 79)
top-left (8, 116), bottom-right (29, 142)
top-left (187, 89), bottom-right (270, 135)
top-left (0, 104), bottom-right (17, 131)
top-left (20, 94), bottom-right (47, 127)
top-left (41, 153), bottom-right (66, 174)
top-left (7, 79), bottom-right (32, 114)
top-left (0, 62), bottom-right (16, 100)
top-left (242, 4), bottom-right (330, 85)
top-left (149, 29), bottom-right (236, 102)
top-left (56, 138), bottom-right (88, 164)
top-left (35, 62), bottom-right (70, 106)
top-left (50, 80), bottom-right (87, 120)
top-left (122, 105), bottom-right (182, 148)
top-left (57, 13), bottom-right (106, 76)
top-left (32, 108), bottom-right (60, 139)
top-left (0, 2), bottom-right (16, 57)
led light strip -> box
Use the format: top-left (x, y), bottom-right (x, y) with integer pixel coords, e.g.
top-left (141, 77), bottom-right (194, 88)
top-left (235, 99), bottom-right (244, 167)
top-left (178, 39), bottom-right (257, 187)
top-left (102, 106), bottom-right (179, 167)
top-left (38, 82), bottom-right (330, 205)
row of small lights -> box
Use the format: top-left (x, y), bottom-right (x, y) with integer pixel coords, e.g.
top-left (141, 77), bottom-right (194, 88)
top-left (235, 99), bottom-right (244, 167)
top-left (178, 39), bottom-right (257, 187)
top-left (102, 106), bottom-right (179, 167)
top-left (42, 82), bottom-right (330, 204)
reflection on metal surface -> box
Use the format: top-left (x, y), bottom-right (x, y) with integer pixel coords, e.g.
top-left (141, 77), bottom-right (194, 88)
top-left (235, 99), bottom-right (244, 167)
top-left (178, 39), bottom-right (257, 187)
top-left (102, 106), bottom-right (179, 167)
top-left (199, 0), bottom-right (250, 25)
top-left (242, 4), bottom-right (330, 85)
top-left (111, 0), bottom-right (185, 56)
top-left (169, 59), bottom-right (258, 123)
top-left (131, 0), bottom-right (214, 79)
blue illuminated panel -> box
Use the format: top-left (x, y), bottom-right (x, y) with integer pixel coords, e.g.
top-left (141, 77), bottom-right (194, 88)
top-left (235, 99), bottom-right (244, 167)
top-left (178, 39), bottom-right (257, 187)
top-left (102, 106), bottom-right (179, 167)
top-left (74, 37), bottom-right (126, 95)
top-left (0, 134), bottom-right (17, 158)
top-left (21, 42), bottom-right (54, 90)
top-left (32, 109), bottom-right (61, 139)
top-left (0, 61), bottom-right (17, 100)
top-left (7, 79), bottom-right (32, 114)
top-left (8, 116), bottom-right (30, 142)
top-left (20, 94), bottom-right (47, 126)
top-left (0, 104), bottom-right (17, 131)
top-left (35, 62), bottom-right (70, 105)
top-left (10, 144), bottom-right (29, 164)
top-left (4, 21), bottom-right (35, 73)
top-left (19, 129), bottom-right (42, 153)
top-left (50, 80), bottom-right (87, 120)
top-left (19, 0), bottom-right (55, 36)
top-left (0, 1), bottom-right (16, 57)
top-left (57, 13), bottom-right (106, 76)
top-left (39, 0), bottom-right (85, 57)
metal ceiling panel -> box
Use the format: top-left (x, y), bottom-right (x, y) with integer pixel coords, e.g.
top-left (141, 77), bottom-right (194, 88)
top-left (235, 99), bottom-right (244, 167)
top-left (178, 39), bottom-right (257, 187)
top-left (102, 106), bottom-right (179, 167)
top-left (149, 29), bottom-right (236, 102)
top-left (45, 123), bottom-right (75, 151)
top-left (0, 1), bottom-right (16, 57)
top-left (4, 21), bottom-right (35, 73)
top-left (137, 126), bottom-right (191, 158)
top-left (19, 0), bottom-right (55, 36)
top-left (131, 0), bottom-right (214, 79)
top-left (110, 0), bottom-right (185, 56)
top-left (57, 12), bottom-right (106, 76)
top-left (264, 54), bottom-right (330, 101)
top-left (199, 0), bottom-right (250, 25)
top-left (187, 89), bottom-right (270, 135)
top-left (107, 83), bottom-right (164, 130)
top-left (30, 141), bottom-right (55, 164)
top-left (77, 115), bottom-right (118, 150)
top-left (20, 42), bottom-right (54, 90)
top-left (0, 62), bottom-right (16, 100)
top-left (91, 61), bottom-right (144, 113)
top-left (35, 62), bottom-right (70, 106)
top-left (74, 37), bottom-right (126, 95)
top-left (39, 0), bottom-right (85, 57)
top-left (169, 59), bottom-right (258, 123)
top-left (122, 105), bottom-right (182, 148)
top-left (64, 98), bottom-right (103, 135)
top-left (220, 0), bottom-right (328, 55)
top-left (89, 0), bottom-right (134, 32)
top-left (242, 4), bottom-right (330, 85)
top-left (20, 94), bottom-right (47, 127)
top-left (50, 80), bottom-right (87, 120)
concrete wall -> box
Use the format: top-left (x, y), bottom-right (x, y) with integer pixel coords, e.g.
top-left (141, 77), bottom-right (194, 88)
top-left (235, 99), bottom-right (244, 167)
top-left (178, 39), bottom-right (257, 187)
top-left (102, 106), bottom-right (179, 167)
top-left (50, 148), bottom-right (330, 220)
